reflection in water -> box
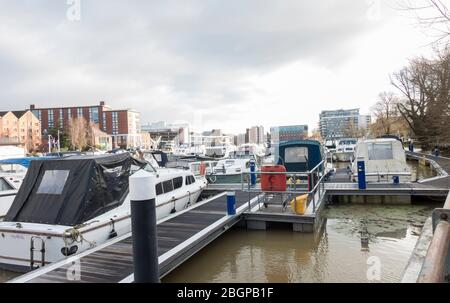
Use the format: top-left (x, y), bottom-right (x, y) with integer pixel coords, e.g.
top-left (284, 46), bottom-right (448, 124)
top-left (163, 203), bottom-right (439, 283)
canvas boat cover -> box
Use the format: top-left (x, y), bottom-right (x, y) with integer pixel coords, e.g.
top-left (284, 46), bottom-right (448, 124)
top-left (4, 153), bottom-right (147, 226)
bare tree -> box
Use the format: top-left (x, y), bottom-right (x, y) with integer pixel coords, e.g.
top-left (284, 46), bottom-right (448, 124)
top-left (391, 48), bottom-right (450, 148)
top-left (68, 117), bottom-right (88, 151)
top-left (371, 92), bottom-right (400, 135)
top-left (403, 0), bottom-right (450, 45)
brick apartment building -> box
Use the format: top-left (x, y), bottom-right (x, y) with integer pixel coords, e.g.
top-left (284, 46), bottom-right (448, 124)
top-left (0, 110), bottom-right (42, 152)
top-left (30, 102), bottom-right (141, 149)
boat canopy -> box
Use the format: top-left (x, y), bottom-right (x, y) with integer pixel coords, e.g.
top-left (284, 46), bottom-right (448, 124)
top-left (276, 140), bottom-right (324, 172)
top-left (0, 157), bottom-right (57, 168)
top-left (4, 153), bottom-right (147, 226)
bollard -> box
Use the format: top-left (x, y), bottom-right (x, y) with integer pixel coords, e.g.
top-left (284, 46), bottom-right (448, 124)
top-left (250, 160), bottom-right (256, 186)
top-left (130, 170), bottom-right (159, 283)
top-left (393, 176), bottom-right (399, 184)
top-left (227, 192), bottom-right (236, 215)
top-left (357, 157), bottom-right (366, 190)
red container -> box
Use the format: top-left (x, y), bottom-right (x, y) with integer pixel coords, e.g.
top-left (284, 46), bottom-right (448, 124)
top-left (261, 165), bottom-right (287, 192)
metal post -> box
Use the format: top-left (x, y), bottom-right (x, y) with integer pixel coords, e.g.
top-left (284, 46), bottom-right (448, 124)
top-left (357, 157), bottom-right (366, 190)
top-left (130, 170), bottom-right (159, 283)
top-left (227, 192), bottom-right (236, 215)
top-left (250, 160), bottom-right (256, 186)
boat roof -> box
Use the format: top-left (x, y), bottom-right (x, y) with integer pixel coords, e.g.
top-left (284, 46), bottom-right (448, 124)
top-left (279, 139), bottom-right (321, 147)
top-left (0, 156), bottom-right (57, 168)
top-left (4, 153), bottom-right (147, 226)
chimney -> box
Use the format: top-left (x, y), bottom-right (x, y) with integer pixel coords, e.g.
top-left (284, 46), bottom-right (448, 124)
top-left (30, 104), bottom-right (35, 110)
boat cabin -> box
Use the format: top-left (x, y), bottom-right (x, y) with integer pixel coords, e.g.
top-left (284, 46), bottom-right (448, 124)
top-left (276, 140), bottom-right (325, 173)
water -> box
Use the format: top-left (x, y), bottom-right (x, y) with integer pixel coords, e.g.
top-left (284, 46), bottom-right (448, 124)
top-left (163, 203), bottom-right (438, 283)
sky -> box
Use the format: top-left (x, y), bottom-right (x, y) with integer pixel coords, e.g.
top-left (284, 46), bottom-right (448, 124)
top-left (0, 0), bottom-right (441, 135)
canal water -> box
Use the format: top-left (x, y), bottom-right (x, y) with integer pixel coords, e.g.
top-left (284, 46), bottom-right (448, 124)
top-left (0, 160), bottom-right (440, 283)
top-left (163, 203), bottom-right (439, 283)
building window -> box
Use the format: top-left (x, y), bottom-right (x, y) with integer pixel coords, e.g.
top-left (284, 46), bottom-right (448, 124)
top-left (59, 109), bottom-right (64, 129)
top-left (48, 110), bottom-right (54, 128)
top-left (102, 112), bottom-right (106, 131)
top-left (89, 107), bottom-right (99, 124)
top-left (112, 112), bottom-right (118, 135)
top-left (77, 108), bottom-right (83, 118)
top-left (68, 109), bottom-right (72, 121)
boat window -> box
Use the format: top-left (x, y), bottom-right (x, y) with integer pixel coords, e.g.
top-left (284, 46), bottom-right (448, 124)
top-left (36, 170), bottom-right (70, 195)
top-left (173, 177), bottom-right (183, 189)
top-left (185, 175), bottom-right (195, 185)
top-left (153, 154), bottom-right (162, 162)
top-left (0, 178), bottom-right (13, 191)
top-left (156, 182), bottom-right (163, 195)
top-left (162, 180), bottom-right (174, 193)
top-left (285, 147), bottom-right (308, 163)
top-left (225, 160), bottom-right (235, 165)
top-left (368, 143), bottom-right (393, 160)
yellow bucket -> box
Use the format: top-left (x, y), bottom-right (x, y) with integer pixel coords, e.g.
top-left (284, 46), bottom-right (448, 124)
top-left (290, 194), bottom-right (308, 215)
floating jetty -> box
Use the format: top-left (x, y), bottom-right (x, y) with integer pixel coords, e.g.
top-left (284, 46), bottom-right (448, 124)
top-left (7, 151), bottom-right (450, 283)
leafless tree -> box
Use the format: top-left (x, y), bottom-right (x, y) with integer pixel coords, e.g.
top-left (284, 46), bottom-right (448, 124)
top-left (371, 92), bottom-right (400, 135)
top-left (391, 48), bottom-right (450, 148)
top-left (68, 117), bottom-right (88, 151)
top-left (402, 0), bottom-right (450, 45)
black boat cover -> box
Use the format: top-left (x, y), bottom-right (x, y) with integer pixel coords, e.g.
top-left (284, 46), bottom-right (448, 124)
top-left (4, 153), bottom-right (147, 226)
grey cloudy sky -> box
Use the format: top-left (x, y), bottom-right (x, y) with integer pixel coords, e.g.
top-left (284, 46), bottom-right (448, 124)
top-left (0, 0), bottom-right (437, 134)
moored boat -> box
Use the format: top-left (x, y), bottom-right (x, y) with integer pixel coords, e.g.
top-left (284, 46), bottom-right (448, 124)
top-left (0, 153), bottom-right (207, 272)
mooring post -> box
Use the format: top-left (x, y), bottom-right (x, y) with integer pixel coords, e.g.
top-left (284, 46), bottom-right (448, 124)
top-left (227, 191), bottom-right (236, 215)
top-left (130, 170), bottom-right (159, 283)
top-left (357, 157), bottom-right (366, 190)
top-left (250, 159), bottom-right (256, 186)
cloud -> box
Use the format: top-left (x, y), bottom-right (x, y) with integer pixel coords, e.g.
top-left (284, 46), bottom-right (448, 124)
top-left (0, 0), bottom-right (430, 133)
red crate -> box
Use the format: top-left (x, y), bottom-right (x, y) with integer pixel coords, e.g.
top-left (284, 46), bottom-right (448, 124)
top-left (261, 165), bottom-right (287, 192)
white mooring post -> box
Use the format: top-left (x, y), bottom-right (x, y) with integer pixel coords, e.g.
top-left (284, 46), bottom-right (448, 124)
top-left (129, 170), bottom-right (159, 283)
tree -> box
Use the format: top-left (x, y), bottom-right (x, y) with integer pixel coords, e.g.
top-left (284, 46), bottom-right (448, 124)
top-left (371, 92), bottom-right (400, 135)
top-left (405, 0), bottom-right (450, 45)
top-left (68, 118), bottom-right (88, 151)
top-left (391, 48), bottom-right (450, 148)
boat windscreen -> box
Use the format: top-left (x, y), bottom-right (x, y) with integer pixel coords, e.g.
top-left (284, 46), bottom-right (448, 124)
top-left (368, 143), bottom-right (393, 160)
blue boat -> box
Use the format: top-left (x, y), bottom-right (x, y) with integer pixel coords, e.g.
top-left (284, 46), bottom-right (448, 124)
top-left (275, 140), bottom-right (326, 173)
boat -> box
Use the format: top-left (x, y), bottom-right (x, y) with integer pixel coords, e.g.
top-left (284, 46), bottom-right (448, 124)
top-left (275, 140), bottom-right (328, 173)
top-left (351, 138), bottom-right (412, 183)
top-left (0, 146), bottom-right (26, 161)
top-left (206, 154), bottom-right (258, 184)
top-left (205, 144), bottom-right (237, 159)
top-left (0, 153), bottom-right (207, 272)
top-left (334, 138), bottom-right (357, 162)
top-left (237, 143), bottom-right (267, 158)
top-left (189, 161), bottom-right (218, 176)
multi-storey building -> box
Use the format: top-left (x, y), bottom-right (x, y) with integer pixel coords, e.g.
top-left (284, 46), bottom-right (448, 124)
top-left (0, 110), bottom-right (41, 152)
top-left (248, 126), bottom-right (265, 145)
top-left (30, 102), bottom-right (141, 149)
top-left (270, 125), bottom-right (308, 145)
top-left (319, 108), bottom-right (361, 139)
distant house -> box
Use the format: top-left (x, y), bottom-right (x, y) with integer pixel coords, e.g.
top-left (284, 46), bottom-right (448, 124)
top-left (0, 110), bottom-right (42, 152)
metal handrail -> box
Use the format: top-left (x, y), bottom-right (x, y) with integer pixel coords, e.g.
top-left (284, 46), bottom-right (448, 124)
top-left (418, 192), bottom-right (450, 283)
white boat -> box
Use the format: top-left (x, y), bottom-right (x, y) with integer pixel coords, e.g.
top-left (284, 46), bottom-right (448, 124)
top-left (0, 177), bottom-right (19, 220)
top-left (0, 146), bottom-right (26, 161)
top-left (351, 138), bottom-right (412, 183)
top-left (205, 144), bottom-right (237, 159)
top-left (0, 158), bottom-right (31, 218)
top-left (188, 161), bottom-right (218, 176)
top-left (0, 153), bottom-right (207, 272)
top-left (237, 143), bottom-right (267, 158)
top-left (207, 155), bottom-right (258, 184)
top-left (334, 138), bottom-right (357, 162)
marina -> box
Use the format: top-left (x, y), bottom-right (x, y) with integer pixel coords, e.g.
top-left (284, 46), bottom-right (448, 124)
top-left (1, 148), bottom-right (449, 283)
top-left (1, 1), bottom-right (450, 287)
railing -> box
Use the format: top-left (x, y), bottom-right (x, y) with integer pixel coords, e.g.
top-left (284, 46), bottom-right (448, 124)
top-left (240, 160), bottom-right (327, 214)
top-left (352, 171), bottom-right (412, 183)
top-left (418, 192), bottom-right (450, 283)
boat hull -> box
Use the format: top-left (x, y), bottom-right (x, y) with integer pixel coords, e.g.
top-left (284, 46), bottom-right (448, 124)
top-left (0, 188), bottom-right (204, 273)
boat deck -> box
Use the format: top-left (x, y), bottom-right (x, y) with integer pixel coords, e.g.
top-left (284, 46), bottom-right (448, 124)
top-left (10, 191), bottom-right (260, 283)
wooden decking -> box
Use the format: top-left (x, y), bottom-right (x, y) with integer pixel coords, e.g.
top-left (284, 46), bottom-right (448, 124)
top-left (10, 191), bottom-right (259, 283)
